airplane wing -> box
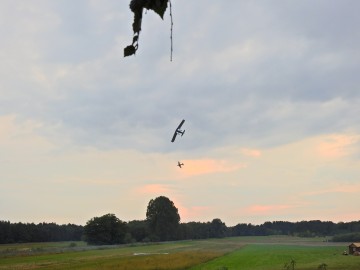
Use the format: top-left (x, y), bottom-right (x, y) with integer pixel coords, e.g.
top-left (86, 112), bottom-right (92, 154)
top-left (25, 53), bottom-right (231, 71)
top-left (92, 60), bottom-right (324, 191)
top-left (171, 119), bottom-right (185, 142)
top-left (176, 119), bottom-right (185, 130)
top-left (171, 132), bottom-right (178, 142)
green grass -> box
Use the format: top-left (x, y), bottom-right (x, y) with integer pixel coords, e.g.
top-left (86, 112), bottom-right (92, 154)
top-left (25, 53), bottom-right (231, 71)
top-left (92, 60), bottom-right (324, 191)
top-left (189, 244), bottom-right (359, 270)
top-left (0, 239), bottom-right (242, 270)
top-left (0, 237), bottom-right (357, 270)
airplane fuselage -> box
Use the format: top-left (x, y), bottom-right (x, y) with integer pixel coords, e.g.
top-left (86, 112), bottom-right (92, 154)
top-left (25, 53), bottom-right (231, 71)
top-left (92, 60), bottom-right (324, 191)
top-left (171, 119), bottom-right (186, 143)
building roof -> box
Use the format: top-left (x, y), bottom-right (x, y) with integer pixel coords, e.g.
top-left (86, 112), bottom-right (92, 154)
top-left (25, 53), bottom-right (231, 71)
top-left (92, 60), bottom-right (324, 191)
top-left (349, 243), bottom-right (360, 247)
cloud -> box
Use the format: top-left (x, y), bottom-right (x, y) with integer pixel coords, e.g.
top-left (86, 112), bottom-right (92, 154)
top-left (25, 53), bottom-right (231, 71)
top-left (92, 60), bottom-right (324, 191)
top-left (179, 159), bottom-right (247, 177)
top-left (1, 1), bottom-right (360, 225)
top-left (0, 114), bottom-right (54, 155)
top-left (303, 183), bottom-right (360, 197)
top-left (241, 148), bottom-right (262, 158)
top-left (315, 134), bottom-right (360, 159)
top-left (2, 1), bottom-right (359, 153)
top-left (135, 184), bottom-right (173, 195)
top-left (177, 205), bottom-right (212, 223)
top-left (245, 204), bottom-right (294, 215)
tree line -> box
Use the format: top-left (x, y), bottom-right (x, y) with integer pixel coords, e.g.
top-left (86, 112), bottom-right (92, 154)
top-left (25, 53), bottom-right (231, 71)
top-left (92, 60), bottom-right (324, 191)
top-left (1, 196), bottom-right (360, 244)
top-left (0, 221), bottom-right (83, 244)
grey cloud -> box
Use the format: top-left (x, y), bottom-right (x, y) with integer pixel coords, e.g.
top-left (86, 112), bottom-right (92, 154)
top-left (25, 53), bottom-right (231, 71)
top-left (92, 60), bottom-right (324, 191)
top-left (1, 0), bottom-right (359, 154)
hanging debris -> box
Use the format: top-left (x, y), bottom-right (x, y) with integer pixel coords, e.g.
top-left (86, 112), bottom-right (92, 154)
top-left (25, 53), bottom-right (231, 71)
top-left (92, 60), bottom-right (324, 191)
top-left (124, 0), bottom-right (172, 58)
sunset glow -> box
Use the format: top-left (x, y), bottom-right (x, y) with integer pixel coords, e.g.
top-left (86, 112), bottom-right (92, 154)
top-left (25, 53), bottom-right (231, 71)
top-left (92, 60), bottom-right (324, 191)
top-left (1, 1), bottom-right (359, 226)
top-left (179, 159), bottom-right (247, 177)
top-left (316, 134), bottom-right (359, 159)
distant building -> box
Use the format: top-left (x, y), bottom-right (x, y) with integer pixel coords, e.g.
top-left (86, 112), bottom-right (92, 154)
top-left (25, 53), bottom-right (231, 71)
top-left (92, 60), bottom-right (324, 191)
top-left (348, 243), bottom-right (360, 255)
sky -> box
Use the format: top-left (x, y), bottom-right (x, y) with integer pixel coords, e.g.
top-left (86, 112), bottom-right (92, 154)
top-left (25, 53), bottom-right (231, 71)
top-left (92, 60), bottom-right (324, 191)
top-left (0, 0), bottom-right (359, 226)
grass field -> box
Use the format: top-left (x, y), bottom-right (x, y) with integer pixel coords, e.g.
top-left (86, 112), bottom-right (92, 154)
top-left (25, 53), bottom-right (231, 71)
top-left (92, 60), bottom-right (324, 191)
top-left (189, 244), bottom-right (359, 270)
top-left (0, 236), bottom-right (358, 270)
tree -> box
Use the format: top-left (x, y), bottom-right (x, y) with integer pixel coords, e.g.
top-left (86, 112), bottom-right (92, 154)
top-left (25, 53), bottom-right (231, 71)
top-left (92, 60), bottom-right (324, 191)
top-left (84, 213), bottom-right (127, 245)
top-left (146, 196), bottom-right (180, 241)
top-left (0, 221), bottom-right (12, 243)
top-left (209, 218), bottom-right (227, 238)
top-left (127, 220), bottom-right (150, 242)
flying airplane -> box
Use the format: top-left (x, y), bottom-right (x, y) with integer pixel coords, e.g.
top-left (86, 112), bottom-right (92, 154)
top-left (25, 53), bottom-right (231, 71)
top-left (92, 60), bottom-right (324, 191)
top-left (177, 161), bottom-right (184, 168)
top-left (171, 119), bottom-right (185, 142)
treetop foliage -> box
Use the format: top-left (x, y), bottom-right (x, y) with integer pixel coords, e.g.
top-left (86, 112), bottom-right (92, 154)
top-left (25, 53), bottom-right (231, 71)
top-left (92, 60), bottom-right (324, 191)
top-left (83, 213), bottom-right (127, 245)
top-left (146, 196), bottom-right (180, 241)
top-left (0, 221), bottom-right (83, 244)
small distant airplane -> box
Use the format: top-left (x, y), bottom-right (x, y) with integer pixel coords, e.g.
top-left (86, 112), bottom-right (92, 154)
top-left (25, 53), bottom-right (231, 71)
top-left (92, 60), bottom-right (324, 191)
top-left (177, 161), bottom-right (184, 168)
top-left (171, 119), bottom-right (185, 142)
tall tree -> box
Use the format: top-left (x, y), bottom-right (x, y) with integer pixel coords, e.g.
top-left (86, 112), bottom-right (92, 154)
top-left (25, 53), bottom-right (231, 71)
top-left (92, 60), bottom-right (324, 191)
top-left (209, 218), bottom-right (227, 238)
top-left (84, 213), bottom-right (127, 245)
top-left (146, 196), bottom-right (180, 241)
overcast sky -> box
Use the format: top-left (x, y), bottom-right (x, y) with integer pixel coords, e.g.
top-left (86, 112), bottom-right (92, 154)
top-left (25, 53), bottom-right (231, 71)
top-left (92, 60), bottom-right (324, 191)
top-left (1, 0), bottom-right (359, 226)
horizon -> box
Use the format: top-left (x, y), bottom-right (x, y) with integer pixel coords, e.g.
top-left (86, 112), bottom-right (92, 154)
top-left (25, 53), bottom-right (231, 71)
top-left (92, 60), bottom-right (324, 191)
top-left (3, 218), bottom-right (359, 227)
top-left (2, 213), bottom-right (360, 227)
top-left (1, 1), bottom-right (359, 227)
